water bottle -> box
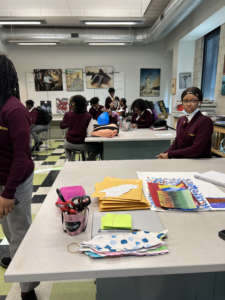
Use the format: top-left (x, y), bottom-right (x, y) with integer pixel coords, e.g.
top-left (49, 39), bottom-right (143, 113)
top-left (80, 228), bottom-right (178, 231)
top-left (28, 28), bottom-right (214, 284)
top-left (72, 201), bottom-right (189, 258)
top-left (119, 116), bottom-right (123, 129)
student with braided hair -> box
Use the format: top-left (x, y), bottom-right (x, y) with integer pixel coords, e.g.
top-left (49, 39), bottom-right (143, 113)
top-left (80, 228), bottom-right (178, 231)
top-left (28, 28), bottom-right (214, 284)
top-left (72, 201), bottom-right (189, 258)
top-left (0, 55), bottom-right (39, 300)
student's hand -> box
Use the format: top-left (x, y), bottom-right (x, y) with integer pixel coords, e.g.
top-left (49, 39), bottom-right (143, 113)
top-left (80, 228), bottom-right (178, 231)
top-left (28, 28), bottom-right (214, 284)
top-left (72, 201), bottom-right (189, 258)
top-left (101, 108), bottom-right (107, 112)
top-left (107, 109), bottom-right (112, 116)
top-left (131, 124), bottom-right (137, 129)
top-left (0, 196), bottom-right (15, 219)
top-left (156, 153), bottom-right (169, 159)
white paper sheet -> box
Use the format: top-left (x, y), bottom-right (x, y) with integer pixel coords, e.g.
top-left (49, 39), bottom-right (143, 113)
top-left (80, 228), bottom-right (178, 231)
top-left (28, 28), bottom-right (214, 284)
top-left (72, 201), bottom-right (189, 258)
top-left (99, 184), bottom-right (138, 198)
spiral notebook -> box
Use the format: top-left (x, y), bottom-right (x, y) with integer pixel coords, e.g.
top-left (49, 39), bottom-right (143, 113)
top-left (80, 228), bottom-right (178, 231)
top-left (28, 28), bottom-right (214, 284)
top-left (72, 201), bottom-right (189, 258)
top-left (194, 171), bottom-right (225, 188)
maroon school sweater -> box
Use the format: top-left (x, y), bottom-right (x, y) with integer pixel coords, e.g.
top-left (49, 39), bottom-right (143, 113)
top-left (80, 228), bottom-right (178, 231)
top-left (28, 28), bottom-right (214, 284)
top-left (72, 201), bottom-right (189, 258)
top-left (60, 111), bottom-right (92, 144)
top-left (89, 105), bottom-right (104, 120)
top-left (30, 108), bottom-right (45, 125)
top-left (166, 111), bottom-right (213, 159)
top-left (131, 109), bottom-right (154, 128)
top-left (0, 96), bottom-right (34, 199)
top-left (105, 96), bottom-right (119, 109)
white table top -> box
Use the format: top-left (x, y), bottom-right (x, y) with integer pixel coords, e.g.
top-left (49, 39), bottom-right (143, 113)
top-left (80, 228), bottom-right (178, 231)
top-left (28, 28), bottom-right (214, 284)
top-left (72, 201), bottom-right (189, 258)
top-left (5, 159), bottom-right (225, 283)
top-left (85, 128), bottom-right (176, 142)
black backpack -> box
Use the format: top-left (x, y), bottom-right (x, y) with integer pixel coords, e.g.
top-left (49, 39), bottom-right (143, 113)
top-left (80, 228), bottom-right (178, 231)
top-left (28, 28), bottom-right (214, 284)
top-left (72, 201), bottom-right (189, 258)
top-left (36, 106), bottom-right (52, 125)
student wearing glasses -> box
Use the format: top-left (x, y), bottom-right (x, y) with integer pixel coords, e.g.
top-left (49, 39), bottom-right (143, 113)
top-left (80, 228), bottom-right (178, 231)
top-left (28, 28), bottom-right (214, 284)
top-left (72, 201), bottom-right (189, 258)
top-left (131, 99), bottom-right (155, 128)
top-left (157, 87), bottom-right (213, 159)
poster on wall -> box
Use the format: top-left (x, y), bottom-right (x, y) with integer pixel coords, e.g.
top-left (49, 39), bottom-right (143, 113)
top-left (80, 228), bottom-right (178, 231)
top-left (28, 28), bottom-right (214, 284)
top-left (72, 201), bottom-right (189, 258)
top-left (56, 98), bottom-right (68, 114)
top-left (140, 68), bottom-right (161, 97)
top-left (85, 66), bottom-right (114, 89)
top-left (179, 72), bottom-right (191, 89)
top-left (40, 101), bottom-right (52, 114)
top-left (221, 55), bottom-right (225, 96)
top-left (34, 69), bottom-right (63, 91)
top-left (65, 69), bottom-right (84, 91)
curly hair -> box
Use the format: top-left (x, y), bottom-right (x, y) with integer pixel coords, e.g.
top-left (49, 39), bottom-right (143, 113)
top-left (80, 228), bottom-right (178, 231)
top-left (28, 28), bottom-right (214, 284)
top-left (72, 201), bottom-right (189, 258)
top-left (120, 98), bottom-right (127, 106)
top-left (131, 99), bottom-right (147, 112)
top-left (90, 97), bottom-right (100, 105)
top-left (25, 100), bottom-right (34, 107)
top-left (108, 87), bottom-right (115, 93)
top-left (70, 95), bottom-right (87, 114)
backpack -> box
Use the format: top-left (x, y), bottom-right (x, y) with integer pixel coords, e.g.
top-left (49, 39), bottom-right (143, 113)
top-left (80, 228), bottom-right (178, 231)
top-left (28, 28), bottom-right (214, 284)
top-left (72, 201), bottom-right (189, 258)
top-left (92, 124), bottom-right (119, 138)
top-left (36, 106), bottom-right (52, 125)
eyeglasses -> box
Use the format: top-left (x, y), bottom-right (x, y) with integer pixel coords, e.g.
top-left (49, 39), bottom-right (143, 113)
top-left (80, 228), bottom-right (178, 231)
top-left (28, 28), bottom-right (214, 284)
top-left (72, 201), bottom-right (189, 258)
top-left (182, 100), bottom-right (198, 104)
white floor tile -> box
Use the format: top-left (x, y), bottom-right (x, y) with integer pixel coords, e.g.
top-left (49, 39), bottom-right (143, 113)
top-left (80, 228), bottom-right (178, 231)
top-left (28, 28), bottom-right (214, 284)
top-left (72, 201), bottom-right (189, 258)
top-left (0, 237), bottom-right (9, 245)
top-left (54, 159), bottom-right (65, 167)
top-left (31, 203), bottom-right (43, 214)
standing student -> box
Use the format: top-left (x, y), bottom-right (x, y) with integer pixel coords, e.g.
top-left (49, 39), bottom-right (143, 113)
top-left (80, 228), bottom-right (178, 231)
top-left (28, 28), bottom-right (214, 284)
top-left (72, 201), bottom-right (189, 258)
top-left (131, 99), bottom-right (155, 129)
top-left (25, 100), bottom-right (50, 151)
top-left (89, 97), bottom-right (104, 120)
top-left (118, 98), bottom-right (128, 117)
top-left (60, 95), bottom-right (102, 161)
top-left (105, 88), bottom-right (119, 109)
top-left (156, 87), bottom-right (213, 159)
top-left (96, 101), bottom-right (119, 125)
top-left (0, 55), bottom-right (39, 300)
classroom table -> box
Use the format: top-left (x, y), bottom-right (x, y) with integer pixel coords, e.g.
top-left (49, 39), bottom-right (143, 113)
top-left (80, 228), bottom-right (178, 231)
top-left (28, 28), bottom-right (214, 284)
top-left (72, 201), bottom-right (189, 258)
top-left (5, 159), bottom-right (225, 300)
top-left (85, 128), bottom-right (176, 160)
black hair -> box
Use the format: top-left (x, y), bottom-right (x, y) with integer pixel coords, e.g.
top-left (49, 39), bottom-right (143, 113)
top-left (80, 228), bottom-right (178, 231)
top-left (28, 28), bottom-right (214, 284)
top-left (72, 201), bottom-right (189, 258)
top-left (70, 95), bottom-right (87, 114)
top-left (145, 100), bottom-right (154, 110)
top-left (120, 98), bottom-right (127, 105)
top-left (0, 55), bottom-right (20, 111)
top-left (90, 97), bottom-right (100, 105)
top-left (131, 99), bottom-right (147, 112)
top-left (181, 87), bottom-right (203, 102)
top-left (108, 88), bottom-right (115, 93)
top-left (25, 100), bottom-right (34, 106)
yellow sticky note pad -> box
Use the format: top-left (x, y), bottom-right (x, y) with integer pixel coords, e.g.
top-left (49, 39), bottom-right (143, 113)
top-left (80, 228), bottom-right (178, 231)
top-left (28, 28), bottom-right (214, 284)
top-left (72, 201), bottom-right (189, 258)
top-left (101, 214), bottom-right (132, 229)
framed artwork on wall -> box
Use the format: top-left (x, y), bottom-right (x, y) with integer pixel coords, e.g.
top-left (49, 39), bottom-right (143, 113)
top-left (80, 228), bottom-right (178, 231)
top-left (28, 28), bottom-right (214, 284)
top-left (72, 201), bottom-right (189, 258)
top-left (34, 69), bottom-right (63, 91)
top-left (56, 98), bottom-right (68, 114)
top-left (85, 66), bottom-right (114, 89)
top-left (221, 55), bottom-right (225, 96)
top-left (40, 101), bottom-right (52, 114)
top-left (171, 78), bottom-right (176, 95)
top-left (140, 68), bottom-right (161, 97)
top-left (65, 69), bottom-right (84, 91)
top-left (179, 72), bottom-right (191, 89)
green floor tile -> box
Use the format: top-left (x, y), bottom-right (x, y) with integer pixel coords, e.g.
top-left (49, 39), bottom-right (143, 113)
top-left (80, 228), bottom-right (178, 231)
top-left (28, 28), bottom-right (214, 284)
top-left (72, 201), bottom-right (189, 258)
top-left (0, 225), bottom-right (4, 239)
top-left (33, 174), bottom-right (48, 185)
top-left (32, 214), bottom-right (36, 222)
top-left (0, 267), bottom-right (12, 295)
top-left (34, 150), bottom-right (53, 156)
top-left (52, 167), bottom-right (63, 171)
top-left (45, 156), bottom-right (61, 162)
top-left (50, 142), bottom-right (64, 148)
top-left (49, 281), bottom-right (96, 300)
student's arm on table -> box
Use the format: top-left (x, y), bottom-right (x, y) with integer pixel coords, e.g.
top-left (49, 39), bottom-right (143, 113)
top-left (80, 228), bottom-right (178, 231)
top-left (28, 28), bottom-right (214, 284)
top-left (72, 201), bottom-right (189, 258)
top-left (60, 112), bottom-right (69, 129)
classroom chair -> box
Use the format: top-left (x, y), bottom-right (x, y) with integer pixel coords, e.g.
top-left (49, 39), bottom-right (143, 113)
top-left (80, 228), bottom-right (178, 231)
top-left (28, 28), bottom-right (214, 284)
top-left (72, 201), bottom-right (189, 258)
top-left (38, 127), bottom-right (52, 153)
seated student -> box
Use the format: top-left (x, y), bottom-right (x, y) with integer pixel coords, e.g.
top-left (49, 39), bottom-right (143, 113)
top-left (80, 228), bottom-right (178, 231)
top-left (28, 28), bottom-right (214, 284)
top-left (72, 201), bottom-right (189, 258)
top-left (89, 97), bottom-right (104, 120)
top-left (60, 95), bottom-right (102, 161)
top-left (96, 101), bottom-right (119, 125)
top-left (131, 99), bottom-right (155, 129)
top-left (156, 87), bottom-right (213, 159)
top-left (105, 87), bottom-right (119, 109)
top-left (145, 100), bottom-right (158, 120)
top-left (118, 98), bottom-right (128, 117)
top-left (25, 100), bottom-right (49, 151)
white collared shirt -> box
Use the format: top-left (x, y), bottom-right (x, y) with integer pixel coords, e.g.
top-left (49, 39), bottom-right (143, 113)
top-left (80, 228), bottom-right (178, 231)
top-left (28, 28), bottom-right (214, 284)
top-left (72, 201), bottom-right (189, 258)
top-left (185, 108), bottom-right (200, 123)
top-left (29, 106), bottom-right (35, 112)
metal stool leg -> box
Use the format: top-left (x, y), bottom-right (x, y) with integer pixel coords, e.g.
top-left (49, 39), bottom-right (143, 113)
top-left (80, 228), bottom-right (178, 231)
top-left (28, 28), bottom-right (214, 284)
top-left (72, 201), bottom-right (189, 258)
top-left (44, 131), bottom-right (48, 154)
top-left (48, 128), bottom-right (52, 150)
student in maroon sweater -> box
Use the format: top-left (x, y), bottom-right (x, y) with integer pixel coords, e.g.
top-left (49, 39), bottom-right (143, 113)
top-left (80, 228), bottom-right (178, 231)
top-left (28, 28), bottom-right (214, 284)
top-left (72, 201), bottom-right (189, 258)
top-left (96, 101), bottom-right (120, 125)
top-left (0, 55), bottom-right (39, 300)
top-left (89, 97), bottom-right (104, 120)
top-left (131, 99), bottom-right (155, 128)
top-left (118, 98), bottom-right (128, 117)
top-left (157, 87), bottom-right (213, 159)
top-left (105, 87), bottom-right (119, 109)
top-left (60, 95), bottom-right (102, 161)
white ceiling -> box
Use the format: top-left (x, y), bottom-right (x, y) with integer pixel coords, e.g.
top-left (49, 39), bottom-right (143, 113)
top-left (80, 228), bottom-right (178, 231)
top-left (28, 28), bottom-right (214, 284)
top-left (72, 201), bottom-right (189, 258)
top-left (0, 0), bottom-right (171, 27)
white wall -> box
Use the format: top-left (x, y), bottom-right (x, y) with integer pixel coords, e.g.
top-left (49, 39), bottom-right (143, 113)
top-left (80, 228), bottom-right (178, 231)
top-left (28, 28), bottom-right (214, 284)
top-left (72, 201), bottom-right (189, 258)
top-left (7, 40), bottom-right (172, 108)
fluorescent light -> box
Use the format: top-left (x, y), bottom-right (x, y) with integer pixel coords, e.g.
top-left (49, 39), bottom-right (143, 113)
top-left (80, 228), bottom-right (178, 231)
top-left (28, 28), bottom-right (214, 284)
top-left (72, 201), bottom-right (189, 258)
top-left (17, 43), bottom-right (57, 45)
top-left (85, 22), bottom-right (136, 25)
top-left (89, 42), bottom-right (127, 46)
top-left (0, 21), bottom-right (43, 25)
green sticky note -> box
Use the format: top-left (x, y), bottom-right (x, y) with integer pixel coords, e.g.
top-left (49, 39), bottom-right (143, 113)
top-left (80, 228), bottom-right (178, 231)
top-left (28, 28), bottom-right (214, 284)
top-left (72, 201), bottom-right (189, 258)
top-left (101, 214), bottom-right (132, 229)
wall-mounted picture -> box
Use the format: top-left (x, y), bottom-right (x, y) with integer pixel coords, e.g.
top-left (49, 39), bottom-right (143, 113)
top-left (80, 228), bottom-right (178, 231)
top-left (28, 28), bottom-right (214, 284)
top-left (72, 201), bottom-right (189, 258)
top-left (40, 101), bottom-right (52, 114)
top-left (221, 55), bottom-right (225, 96)
top-left (56, 98), bottom-right (68, 114)
top-left (85, 66), bottom-right (113, 89)
top-left (34, 69), bottom-right (63, 91)
top-left (66, 69), bottom-right (84, 91)
top-left (140, 68), bottom-right (161, 97)
top-left (179, 72), bottom-right (191, 89)
top-left (171, 78), bottom-right (176, 95)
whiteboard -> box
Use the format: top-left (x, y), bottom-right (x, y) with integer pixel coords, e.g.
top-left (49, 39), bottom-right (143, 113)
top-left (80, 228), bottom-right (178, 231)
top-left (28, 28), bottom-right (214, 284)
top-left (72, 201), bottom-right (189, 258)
top-left (26, 71), bottom-right (125, 114)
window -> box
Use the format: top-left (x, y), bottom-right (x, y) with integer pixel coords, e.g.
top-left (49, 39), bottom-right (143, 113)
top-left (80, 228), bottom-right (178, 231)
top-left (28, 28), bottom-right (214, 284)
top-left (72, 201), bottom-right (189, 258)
top-left (201, 27), bottom-right (220, 100)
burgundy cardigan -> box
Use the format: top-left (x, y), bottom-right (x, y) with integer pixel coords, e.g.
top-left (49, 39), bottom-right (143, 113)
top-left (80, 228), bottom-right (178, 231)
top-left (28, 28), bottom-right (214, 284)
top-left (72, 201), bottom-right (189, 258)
top-left (105, 96), bottom-right (119, 109)
top-left (166, 111), bottom-right (213, 159)
top-left (131, 109), bottom-right (154, 128)
top-left (89, 105), bottom-right (104, 120)
top-left (30, 108), bottom-right (45, 125)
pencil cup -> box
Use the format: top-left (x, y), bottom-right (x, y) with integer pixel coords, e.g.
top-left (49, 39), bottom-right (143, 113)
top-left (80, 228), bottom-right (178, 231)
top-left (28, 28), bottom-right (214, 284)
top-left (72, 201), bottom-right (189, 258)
top-left (62, 208), bottom-right (89, 236)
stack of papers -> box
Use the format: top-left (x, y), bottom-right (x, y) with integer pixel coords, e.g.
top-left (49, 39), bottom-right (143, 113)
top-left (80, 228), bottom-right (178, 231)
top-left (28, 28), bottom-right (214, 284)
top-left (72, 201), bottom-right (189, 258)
top-left (91, 177), bottom-right (150, 211)
top-left (78, 230), bottom-right (169, 259)
top-left (101, 213), bottom-right (132, 229)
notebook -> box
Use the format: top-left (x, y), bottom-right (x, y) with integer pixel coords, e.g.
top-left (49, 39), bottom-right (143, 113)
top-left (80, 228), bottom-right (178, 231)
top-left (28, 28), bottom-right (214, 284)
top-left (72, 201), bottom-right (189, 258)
top-left (194, 171), bottom-right (225, 188)
top-left (92, 210), bottom-right (165, 238)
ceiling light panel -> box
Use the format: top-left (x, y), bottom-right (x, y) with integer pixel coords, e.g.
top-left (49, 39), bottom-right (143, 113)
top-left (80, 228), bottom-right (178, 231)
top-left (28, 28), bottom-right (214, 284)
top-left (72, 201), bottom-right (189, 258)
top-left (0, 20), bottom-right (45, 24)
top-left (18, 43), bottom-right (57, 45)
